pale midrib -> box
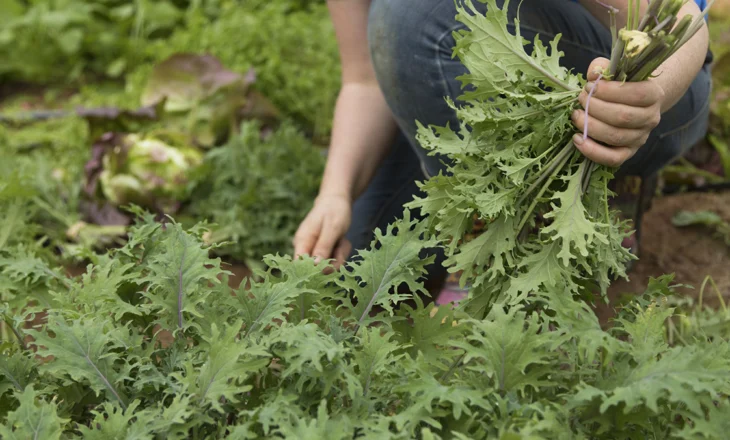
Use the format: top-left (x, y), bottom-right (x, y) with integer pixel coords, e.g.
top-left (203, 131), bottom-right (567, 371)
top-left (66, 332), bottom-right (127, 410)
top-left (177, 242), bottom-right (188, 331)
top-left (199, 358), bottom-right (233, 404)
top-left (0, 365), bottom-right (23, 391)
top-left (354, 242), bottom-right (413, 335)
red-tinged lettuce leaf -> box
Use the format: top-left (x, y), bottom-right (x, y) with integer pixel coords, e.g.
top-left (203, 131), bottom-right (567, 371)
top-left (83, 132), bottom-right (203, 216)
top-left (141, 53), bottom-right (280, 147)
top-left (79, 200), bottom-right (132, 227)
top-left (78, 104), bottom-right (161, 144)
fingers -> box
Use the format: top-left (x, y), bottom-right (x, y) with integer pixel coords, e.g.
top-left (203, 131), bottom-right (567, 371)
top-left (586, 57), bottom-right (610, 82)
top-left (293, 194), bottom-right (352, 265)
top-left (332, 239), bottom-right (352, 268)
top-left (572, 134), bottom-right (635, 168)
top-left (293, 215), bottom-right (321, 259)
top-left (577, 91), bottom-right (658, 130)
top-left (571, 109), bottom-right (648, 148)
top-left (311, 220), bottom-right (342, 263)
top-left (583, 78), bottom-right (664, 108)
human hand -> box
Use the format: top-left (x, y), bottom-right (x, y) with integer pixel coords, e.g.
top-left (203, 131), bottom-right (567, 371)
top-left (293, 194), bottom-right (352, 269)
top-left (571, 57), bottom-right (665, 168)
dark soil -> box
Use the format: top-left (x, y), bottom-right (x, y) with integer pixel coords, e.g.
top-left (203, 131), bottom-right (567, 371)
top-left (595, 190), bottom-right (730, 323)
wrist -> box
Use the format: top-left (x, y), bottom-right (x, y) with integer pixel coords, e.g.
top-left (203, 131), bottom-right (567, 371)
top-left (318, 173), bottom-right (356, 204)
top-left (316, 190), bottom-right (352, 205)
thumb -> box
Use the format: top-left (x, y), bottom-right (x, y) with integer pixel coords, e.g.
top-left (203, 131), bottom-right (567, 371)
top-left (586, 57), bottom-right (610, 81)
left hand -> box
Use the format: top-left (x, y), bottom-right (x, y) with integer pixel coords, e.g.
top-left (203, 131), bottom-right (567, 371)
top-left (571, 57), bottom-right (665, 168)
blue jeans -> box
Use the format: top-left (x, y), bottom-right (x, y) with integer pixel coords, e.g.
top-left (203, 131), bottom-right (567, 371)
top-left (346, 0), bottom-right (712, 262)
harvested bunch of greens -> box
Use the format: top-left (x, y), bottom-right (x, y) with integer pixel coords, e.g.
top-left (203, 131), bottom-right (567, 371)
top-left (408, 0), bottom-right (712, 314)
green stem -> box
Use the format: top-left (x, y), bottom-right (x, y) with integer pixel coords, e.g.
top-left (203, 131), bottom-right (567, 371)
top-left (581, 160), bottom-right (597, 195)
top-left (439, 352), bottom-right (467, 383)
top-left (517, 146), bottom-right (576, 234)
top-left (517, 139), bottom-right (574, 207)
top-left (5, 320), bottom-right (28, 351)
top-left (639, 0), bottom-right (667, 31)
top-left (608, 39), bottom-right (626, 77)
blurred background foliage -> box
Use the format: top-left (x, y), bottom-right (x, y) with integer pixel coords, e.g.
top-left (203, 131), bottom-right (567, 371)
top-left (1, 0), bottom-right (729, 268)
top-left (0, 0), bottom-right (339, 140)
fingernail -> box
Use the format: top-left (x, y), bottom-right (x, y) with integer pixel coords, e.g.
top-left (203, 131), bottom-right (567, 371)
top-left (572, 134), bottom-right (584, 146)
top-left (571, 110), bottom-right (580, 120)
top-left (584, 81), bottom-right (594, 91)
top-left (313, 256), bottom-right (322, 264)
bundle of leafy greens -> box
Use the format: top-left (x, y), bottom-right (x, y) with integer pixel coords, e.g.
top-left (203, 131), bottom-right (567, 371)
top-left (408, 0), bottom-right (714, 316)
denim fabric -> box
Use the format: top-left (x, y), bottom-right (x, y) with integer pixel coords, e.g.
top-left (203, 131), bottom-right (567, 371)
top-left (345, 0), bottom-right (712, 258)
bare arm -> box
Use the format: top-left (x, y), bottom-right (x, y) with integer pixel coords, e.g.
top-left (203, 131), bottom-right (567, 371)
top-left (294, 0), bottom-right (397, 264)
top-left (318, 0), bottom-right (397, 202)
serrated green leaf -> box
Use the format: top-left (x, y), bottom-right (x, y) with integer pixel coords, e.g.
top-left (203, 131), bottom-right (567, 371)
top-left (541, 165), bottom-right (608, 266)
top-left (177, 321), bottom-right (265, 413)
top-left (453, 0), bottom-right (580, 102)
top-left (139, 221), bottom-right (227, 334)
top-left (454, 306), bottom-right (554, 396)
top-left (31, 314), bottom-right (133, 409)
top-left (0, 385), bottom-right (67, 439)
top-left (338, 210), bottom-right (438, 333)
top-left (446, 215), bottom-right (517, 288)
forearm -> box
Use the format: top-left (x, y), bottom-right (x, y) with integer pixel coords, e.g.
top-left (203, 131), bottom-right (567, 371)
top-left (318, 82), bottom-right (397, 201)
top-left (580, 0), bottom-right (708, 112)
top-left (652, 3), bottom-right (709, 112)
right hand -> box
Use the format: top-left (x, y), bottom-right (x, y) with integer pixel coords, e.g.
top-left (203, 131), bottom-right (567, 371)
top-left (293, 194), bottom-right (353, 268)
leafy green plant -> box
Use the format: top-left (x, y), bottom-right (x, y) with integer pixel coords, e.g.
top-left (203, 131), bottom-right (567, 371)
top-left (136, 1), bottom-right (339, 141)
top-left (0, 116), bottom-right (92, 261)
top-left (183, 121), bottom-right (325, 268)
top-left (85, 132), bottom-right (203, 213)
top-left (672, 209), bottom-right (730, 246)
top-left (1, 210), bottom-right (729, 438)
top-left (2, 1), bottom-right (729, 438)
top-left (1, 0), bottom-right (339, 140)
top-left (0, 0), bottom-right (185, 82)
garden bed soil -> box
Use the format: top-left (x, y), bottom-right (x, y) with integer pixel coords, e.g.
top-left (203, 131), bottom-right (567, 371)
top-left (594, 190), bottom-right (730, 323)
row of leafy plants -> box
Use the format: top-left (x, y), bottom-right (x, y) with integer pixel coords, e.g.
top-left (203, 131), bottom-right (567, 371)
top-left (1, 0), bottom-right (335, 269)
top-left (2, 0), bottom-right (730, 438)
top-left (0, 0), bottom-right (339, 137)
top-left (1, 40), bottom-right (326, 269)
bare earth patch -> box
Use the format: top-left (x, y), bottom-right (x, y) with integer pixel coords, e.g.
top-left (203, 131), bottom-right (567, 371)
top-left (595, 190), bottom-right (730, 322)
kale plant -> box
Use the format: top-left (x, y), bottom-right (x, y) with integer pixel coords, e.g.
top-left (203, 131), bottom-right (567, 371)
top-left (0, 210), bottom-right (728, 438)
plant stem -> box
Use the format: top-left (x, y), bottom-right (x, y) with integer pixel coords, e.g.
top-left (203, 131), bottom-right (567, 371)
top-left (581, 161), bottom-right (597, 195)
top-left (639, 0), bottom-right (666, 31)
top-left (9, 322), bottom-right (28, 351)
top-left (608, 38), bottom-right (626, 77)
top-left (517, 139), bottom-right (574, 207)
top-left (517, 146), bottom-right (576, 234)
